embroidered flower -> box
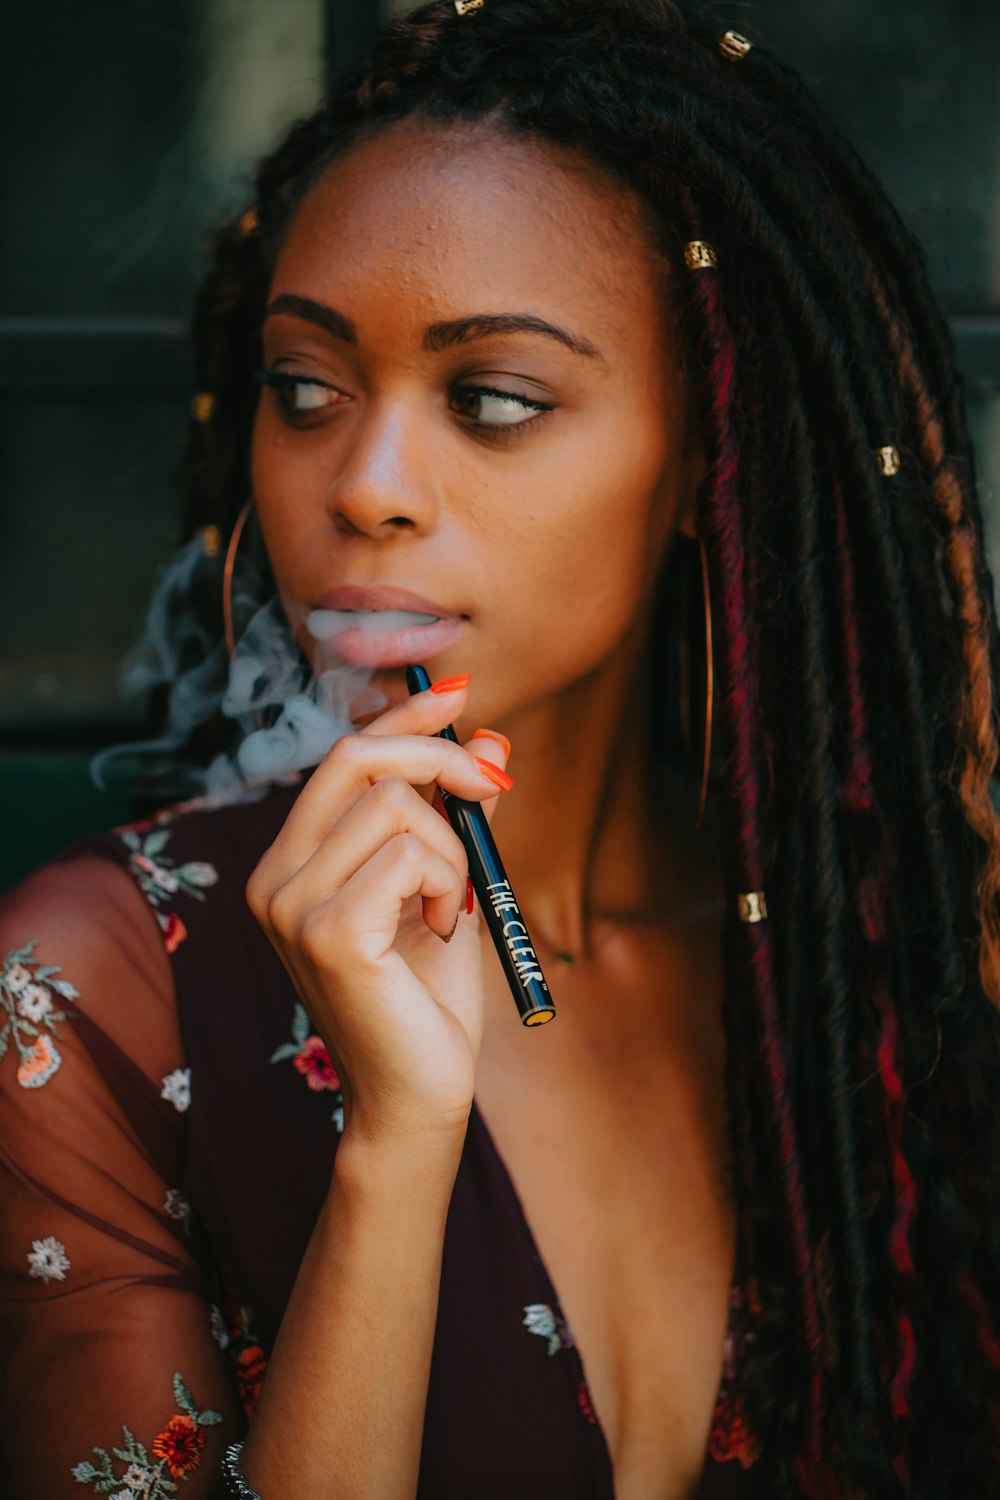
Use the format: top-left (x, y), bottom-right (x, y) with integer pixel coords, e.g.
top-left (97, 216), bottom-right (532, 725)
top-left (151, 1414), bottom-right (204, 1479)
top-left (16, 981), bottom-right (53, 1021)
top-left (293, 1034), bottom-right (340, 1092)
top-left (162, 1189), bottom-right (194, 1234)
top-left (522, 1302), bottom-right (571, 1356)
top-left (271, 1003), bottom-right (345, 1125)
top-left (161, 913), bottom-right (187, 954)
top-left (17, 1033), bottom-right (62, 1089)
top-left (5, 962), bottom-right (31, 995)
top-left (210, 1304), bottom-right (230, 1349)
top-left (120, 828), bottom-right (218, 955)
top-left (69, 1371), bottom-right (221, 1496)
top-left (121, 1463), bottom-right (152, 1494)
top-left (2, 942), bottom-right (72, 1089)
top-left (707, 1387), bottom-right (763, 1468)
top-left (27, 1234), bottom-right (70, 1283)
top-left (160, 1068), bottom-right (191, 1113)
top-left (235, 1344), bottom-right (267, 1417)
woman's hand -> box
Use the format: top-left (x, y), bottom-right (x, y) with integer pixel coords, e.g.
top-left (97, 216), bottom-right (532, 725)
top-left (245, 680), bottom-right (510, 1150)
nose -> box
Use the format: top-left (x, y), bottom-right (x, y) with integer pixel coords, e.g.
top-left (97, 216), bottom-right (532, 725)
top-left (323, 401), bottom-right (438, 539)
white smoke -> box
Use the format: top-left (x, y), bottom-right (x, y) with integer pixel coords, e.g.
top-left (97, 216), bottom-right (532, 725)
top-left (91, 537), bottom-right (388, 802)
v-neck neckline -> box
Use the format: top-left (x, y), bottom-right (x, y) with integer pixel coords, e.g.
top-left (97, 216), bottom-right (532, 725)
top-left (468, 1098), bottom-right (740, 1498)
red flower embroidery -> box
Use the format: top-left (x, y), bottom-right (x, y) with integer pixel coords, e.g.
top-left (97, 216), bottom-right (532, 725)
top-left (151, 1413), bottom-right (205, 1478)
top-left (577, 1379), bottom-right (598, 1425)
top-left (293, 1035), bottom-right (340, 1092)
top-left (236, 1344), bottom-right (267, 1417)
top-left (162, 912), bottom-right (188, 954)
top-left (707, 1387), bottom-right (763, 1469)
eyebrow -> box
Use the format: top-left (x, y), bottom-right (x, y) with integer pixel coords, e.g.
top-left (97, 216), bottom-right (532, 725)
top-left (263, 293), bottom-right (602, 360)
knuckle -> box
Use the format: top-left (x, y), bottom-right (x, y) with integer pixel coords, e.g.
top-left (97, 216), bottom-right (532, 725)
top-left (372, 775), bottom-right (411, 816)
top-left (389, 831), bottom-right (424, 869)
top-left (298, 908), bottom-right (336, 966)
top-left (265, 883), bottom-right (299, 938)
top-left (325, 732), bottom-right (365, 769)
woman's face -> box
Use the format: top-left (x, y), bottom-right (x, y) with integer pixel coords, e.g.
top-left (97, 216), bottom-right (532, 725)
top-left (252, 115), bottom-right (702, 727)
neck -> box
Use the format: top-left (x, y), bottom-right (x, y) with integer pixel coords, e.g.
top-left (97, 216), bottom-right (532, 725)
top-left (484, 622), bottom-right (713, 961)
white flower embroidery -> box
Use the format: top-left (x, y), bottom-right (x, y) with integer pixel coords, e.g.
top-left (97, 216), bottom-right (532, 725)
top-left (71, 1460), bottom-right (98, 1481)
top-left (150, 866), bottom-right (180, 894)
top-left (4, 962), bottom-right (31, 995)
top-left (17, 981), bottom-right (53, 1022)
top-left (160, 1068), bottom-right (191, 1112)
top-left (163, 1188), bottom-right (190, 1221)
top-left (27, 1235), bottom-right (70, 1283)
top-left (182, 862), bottom-right (219, 888)
top-left (121, 1462), bottom-right (152, 1492)
top-left (210, 1304), bottom-right (230, 1349)
top-left (522, 1302), bottom-right (564, 1355)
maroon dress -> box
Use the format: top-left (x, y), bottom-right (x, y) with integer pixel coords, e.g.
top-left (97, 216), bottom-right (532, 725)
top-left (0, 775), bottom-right (765, 1499)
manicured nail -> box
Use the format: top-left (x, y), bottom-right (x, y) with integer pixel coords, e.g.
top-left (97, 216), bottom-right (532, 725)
top-left (474, 756), bottom-right (514, 791)
top-left (469, 727), bottom-right (511, 759)
top-left (430, 674), bottom-right (471, 694)
top-left (441, 911), bottom-right (460, 944)
top-left (467, 876), bottom-right (474, 914)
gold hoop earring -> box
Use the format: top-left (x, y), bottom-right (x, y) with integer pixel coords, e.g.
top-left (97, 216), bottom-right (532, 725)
top-left (678, 535), bottom-right (714, 829)
top-left (223, 498), bottom-right (255, 659)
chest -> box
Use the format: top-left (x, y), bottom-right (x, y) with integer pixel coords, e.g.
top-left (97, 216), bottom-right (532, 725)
top-left (475, 943), bottom-right (735, 1500)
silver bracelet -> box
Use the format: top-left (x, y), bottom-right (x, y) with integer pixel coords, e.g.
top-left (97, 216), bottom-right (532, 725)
top-left (222, 1441), bottom-right (263, 1498)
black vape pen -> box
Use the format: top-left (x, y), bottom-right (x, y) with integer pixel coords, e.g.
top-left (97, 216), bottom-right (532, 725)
top-left (405, 664), bottom-right (555, 1028)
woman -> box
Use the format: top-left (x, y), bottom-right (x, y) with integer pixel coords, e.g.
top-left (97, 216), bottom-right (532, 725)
top-left (2, 1), bottom-right (999, 1495)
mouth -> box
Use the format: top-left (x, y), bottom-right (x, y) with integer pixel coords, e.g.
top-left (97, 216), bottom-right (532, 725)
top-left (306, 607), bottom-right (467, 670)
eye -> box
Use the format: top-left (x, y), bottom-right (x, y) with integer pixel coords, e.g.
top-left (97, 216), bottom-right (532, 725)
top-left (450, 384), bottom-right (553, 439)
top-left (255, 368), bottom-right (346, 419)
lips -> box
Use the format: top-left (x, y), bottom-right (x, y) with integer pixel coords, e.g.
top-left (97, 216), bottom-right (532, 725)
top-left (307, 584), bottom-right (467, 670)
top-left (315, 585), bottom-right (463, 618)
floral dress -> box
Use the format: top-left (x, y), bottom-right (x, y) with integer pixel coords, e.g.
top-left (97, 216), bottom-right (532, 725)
top-left (0, 776), bottom-right (764, 1498)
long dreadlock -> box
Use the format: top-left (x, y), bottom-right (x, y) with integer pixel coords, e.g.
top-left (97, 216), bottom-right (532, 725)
top-left (172, 3), bottom-right (1000, 1492)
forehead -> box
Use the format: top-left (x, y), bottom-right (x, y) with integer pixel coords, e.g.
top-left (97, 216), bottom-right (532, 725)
top-left (270, 116), bottom-right (673, 364)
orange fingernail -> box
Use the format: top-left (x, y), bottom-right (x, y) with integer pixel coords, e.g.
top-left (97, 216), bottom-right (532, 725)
top-left (430, 674), bottom-right (471, 694)
top-left (475, 756), bottom-right (514, 791)
top-left (470, 727), bottom-right (511, 759)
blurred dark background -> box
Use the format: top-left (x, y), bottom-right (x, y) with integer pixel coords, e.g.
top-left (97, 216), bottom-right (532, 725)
top-left (2, 0), bottom-right (998, 891)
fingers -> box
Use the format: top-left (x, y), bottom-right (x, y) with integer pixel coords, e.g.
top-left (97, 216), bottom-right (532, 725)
top-left (266, 776), bottom-right (470, 944)
top-left (302, 835), bottom-right (465, 971)
top-left (263, 723), bottom-right (504, 875)
top-left (359, 675), bottom-right (471, 741)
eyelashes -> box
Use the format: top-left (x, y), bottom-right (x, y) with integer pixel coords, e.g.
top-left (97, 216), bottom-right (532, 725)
top-left (254, 367), bottom-right (553, 442)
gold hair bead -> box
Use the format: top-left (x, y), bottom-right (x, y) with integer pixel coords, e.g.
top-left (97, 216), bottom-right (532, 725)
top-left (875, 444), bottom-right (901, 477)
top-left (237, 207), bottom-right (260, 238)
top-left (454, 0), bottom-right (484, 12)
top-left (191, 392), bottom-right (216, 423)
top-left (720, 30), bottom-right (753, 61)
top-left (684, 240), bottom-right (718, 270)
top-left (737, 891), bottom-right (768, 924)
top-left (199, 525), bottom-right (222, 558)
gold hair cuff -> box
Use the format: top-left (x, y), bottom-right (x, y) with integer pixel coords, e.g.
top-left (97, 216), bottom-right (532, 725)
top-left (720, 31), bottom-right (753, 61)
top-left (454, 0), bottom-right (484, 12)
top-left (875, 445), bottom-right (901, 476)
top-left (684, 241), bottom-right (718, 270)
top-left (191, 392), bottom-right (216, 423)
top-left (198, 525), bottom-right (222, 558)
top-left (238, 207), bottom-right (260, 238)
top-left (737, 891), bottom-right (768, 924)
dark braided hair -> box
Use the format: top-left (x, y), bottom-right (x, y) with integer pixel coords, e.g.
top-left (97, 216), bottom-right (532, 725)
top-left (174, 2), bottom-right (1000, 1492)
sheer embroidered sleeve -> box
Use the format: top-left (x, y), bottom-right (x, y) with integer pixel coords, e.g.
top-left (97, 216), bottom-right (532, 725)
top-left (0, 853), bottom-right (242, 1499)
